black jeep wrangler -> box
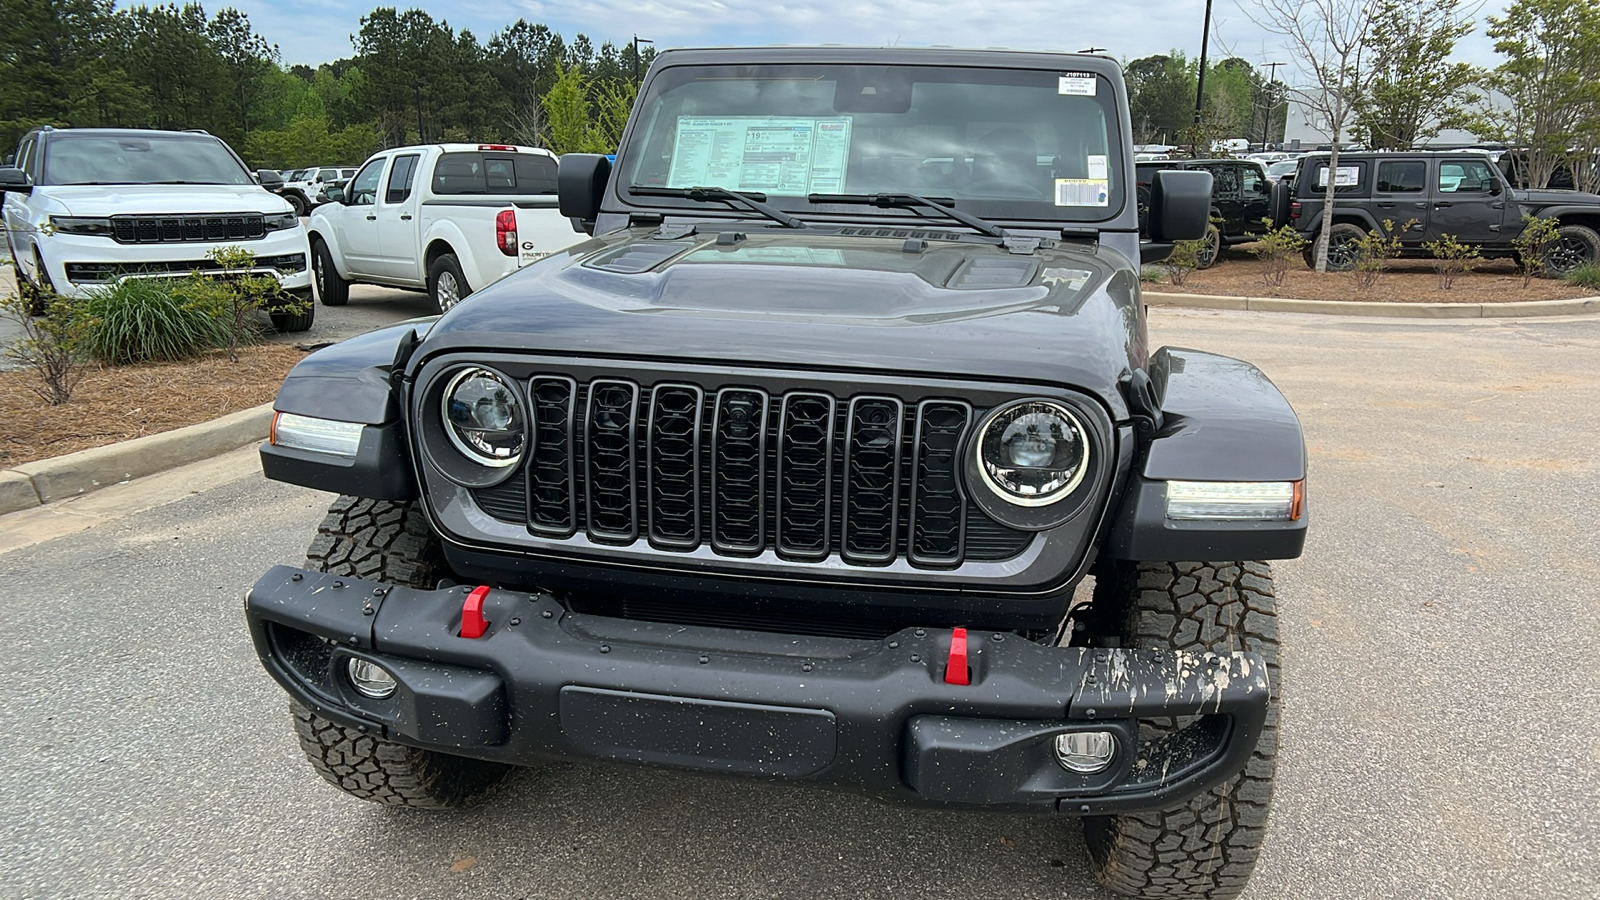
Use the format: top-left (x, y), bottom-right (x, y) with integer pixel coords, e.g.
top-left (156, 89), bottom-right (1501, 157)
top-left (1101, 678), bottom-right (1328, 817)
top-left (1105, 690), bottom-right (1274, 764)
top-left (1136, 158), bottom-right (1287, 268)
top-left (1290, 150), bottom-right (1600, 272)
top-left (246, 48), bottom-right (1307, 900)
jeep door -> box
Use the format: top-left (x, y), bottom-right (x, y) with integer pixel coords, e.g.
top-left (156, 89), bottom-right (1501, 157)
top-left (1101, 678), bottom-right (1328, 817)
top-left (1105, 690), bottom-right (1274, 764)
top-left (374, 152), bottom-right (422, 283)
top-left (1205, 163), bottom-right (1243, 233)
top-left (1372, 159), bottom-right (1430, 245)
top-left (332, 157), bottom-right (386, 276)
top-left (1427, 157), bottom-right (1508, 245)
top-left (1237, 163), bottom-right (1272, 235)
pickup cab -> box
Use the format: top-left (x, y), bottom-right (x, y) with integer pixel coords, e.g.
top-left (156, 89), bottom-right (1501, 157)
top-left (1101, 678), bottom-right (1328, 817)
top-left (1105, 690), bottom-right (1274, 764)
top-left (307, 144), bottom-right (583, 313)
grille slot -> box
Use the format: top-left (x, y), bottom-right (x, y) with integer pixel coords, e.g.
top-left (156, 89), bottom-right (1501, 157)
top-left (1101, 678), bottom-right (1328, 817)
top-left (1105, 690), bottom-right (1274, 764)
top-left (841, 396), bottom-right (904, 564)
top-left (910, 401), bottom-right (970, 565)
top-left (470, 376), bottom-right (1034, 567)
top-left (584, 380), bottom-right (639, 542)
top-left (111, 214), bottom-right (266, 244)
top-left (711, 388), bottom-right (769, 554)
top-left (647, 384), bottom-right (703, 548)
top-left (527, 376), bottom-right (577, 536)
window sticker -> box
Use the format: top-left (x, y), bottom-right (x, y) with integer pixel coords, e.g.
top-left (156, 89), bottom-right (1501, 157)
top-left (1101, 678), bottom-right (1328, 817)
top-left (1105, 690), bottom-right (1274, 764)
top-left (1316, 165), bottom-right (1360, 188)
top-left (1058, 73), bottom-right (1097, 96)
top-left (667, 116), bottom-right (852, 196)
top-left (1056, 178), bottom-right (1109, 207)
top-left (1086, 154), bottom-right (1108, 180)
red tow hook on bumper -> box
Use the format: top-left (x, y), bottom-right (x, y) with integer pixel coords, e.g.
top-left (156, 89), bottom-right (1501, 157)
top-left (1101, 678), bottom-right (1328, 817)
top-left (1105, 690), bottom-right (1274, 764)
top-left (944, 627), bottom-right (970, 685)
top-left (460, 585), bottom-right (491, 638)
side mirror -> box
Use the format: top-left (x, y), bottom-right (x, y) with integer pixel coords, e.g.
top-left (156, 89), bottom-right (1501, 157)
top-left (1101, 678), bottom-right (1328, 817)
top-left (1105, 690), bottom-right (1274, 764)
top-left (558, 154), bottom-right (612, 234)
top-left (0, 167), bottom-right (33, 195)
top-left (1147, 169), bottom-right (1213, 243)
top-left (256, 168), bottom-right (284, 187)
top-left (1488, 179), bottom-right (1503, 196)
top-left (323, 186), bottom-right (344, 204)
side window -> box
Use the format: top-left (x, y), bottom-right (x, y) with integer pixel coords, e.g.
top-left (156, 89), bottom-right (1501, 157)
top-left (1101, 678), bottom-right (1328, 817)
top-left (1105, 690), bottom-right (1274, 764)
top-left (1376, 160), bottom-right (1426, 193)
top-left (1438, 160), bottom-right (1495, 194)
top-left (1240, 165), bottom-right (1265, 196)
top-left (432, 152), bottom-right (486, 194)
top-left (513, 154), bottom-right (559, 194)
top-left (385, 154), bottom-right (420, 203)
top-left (19, 138), bottom-right (38, 178)
top-left (1209, 164), bottom-right (1241, 198)
top-left (346, 159), bottom-right (384, 206)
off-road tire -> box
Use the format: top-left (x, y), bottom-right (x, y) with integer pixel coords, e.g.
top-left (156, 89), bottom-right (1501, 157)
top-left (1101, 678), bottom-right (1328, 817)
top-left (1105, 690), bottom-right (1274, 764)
top-left (1083, 561), bottom-right (1281, 900)
top-left (269, 302), bottom-right (315, 333)
top-left (285, 192), bottom-right (308, 217)
top-left (1302, 221), bottom-right (1365, 271)
top-left (20, 250), bottom-right (55, 316)
top-left (312, 237), bottom-right (349, 307)
top-left (1541, 223), bottom-right (1600, 276)
top-left (1195, 223), bottom-right (1222, 269)
top-left (428, 252), bottom-right (471, 314)
top-left (291, 497), bottom-right (512, 808)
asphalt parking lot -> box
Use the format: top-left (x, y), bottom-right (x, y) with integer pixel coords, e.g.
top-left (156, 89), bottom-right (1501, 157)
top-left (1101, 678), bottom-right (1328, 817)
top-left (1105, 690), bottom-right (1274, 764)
top-left (1, 305), bottom-right (1597, 899)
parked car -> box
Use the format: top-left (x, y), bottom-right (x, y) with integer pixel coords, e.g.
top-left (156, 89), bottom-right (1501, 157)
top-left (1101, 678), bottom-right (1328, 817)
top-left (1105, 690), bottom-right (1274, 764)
top-left (1288, 150), bottom-right (1600, 271)
top-left (249, 47), bottom-right (1305, 900)
top-left (307, 143), bottom-right (582, 313)
top-left (280, 166), bottom-right (357, 216)
top-left (1137, 158), bottom-right (1286, 267)
top-left (0, 126), bottom-right (315, 330)
top-left (1264, 158), bottom-right (1300, 183)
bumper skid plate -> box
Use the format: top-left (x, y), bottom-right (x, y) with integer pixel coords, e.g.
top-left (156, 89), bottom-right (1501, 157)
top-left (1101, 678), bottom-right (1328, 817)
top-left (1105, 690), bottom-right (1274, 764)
top-left (246, 566), bottom-right (1271, 813)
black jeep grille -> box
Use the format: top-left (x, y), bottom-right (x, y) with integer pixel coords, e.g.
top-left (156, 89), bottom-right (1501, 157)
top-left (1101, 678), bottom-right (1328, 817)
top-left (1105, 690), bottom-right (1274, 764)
top-left (111, 214), bottom-right (267, 244)
top-left (473, 380), bottom-right (1033, 567)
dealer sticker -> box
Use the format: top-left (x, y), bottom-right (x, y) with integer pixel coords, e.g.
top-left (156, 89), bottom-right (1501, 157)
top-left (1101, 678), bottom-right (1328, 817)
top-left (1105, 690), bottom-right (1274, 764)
top-left (1058, 73), bottom-right (1097, 96)
top-left (1056, 178), bottom-right (1109, 207)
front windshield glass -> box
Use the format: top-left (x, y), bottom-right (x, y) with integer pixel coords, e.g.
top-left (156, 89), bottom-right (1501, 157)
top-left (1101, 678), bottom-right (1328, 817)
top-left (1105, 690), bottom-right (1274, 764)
top-left (41, 133), bottom-right (252, 186)
top-left (618, 63), bottom-right (1124, 223)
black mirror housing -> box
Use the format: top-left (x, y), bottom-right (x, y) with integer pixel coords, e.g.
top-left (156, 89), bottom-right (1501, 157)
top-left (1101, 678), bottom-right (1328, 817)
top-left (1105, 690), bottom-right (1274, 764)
top-left (0, 166), bottom-right (32, 194)
top-left (559, 154), bottom-right (612, 234)
top-left (324, 186), bottom-right (345, 204)
top-left (257, 168), bottom-right (284, 187)
top-left (1147, 169), bottom-right (1213, 243)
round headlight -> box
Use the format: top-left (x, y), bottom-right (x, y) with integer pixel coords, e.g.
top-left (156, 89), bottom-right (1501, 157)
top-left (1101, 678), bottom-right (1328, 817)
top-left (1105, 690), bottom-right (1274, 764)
top-left (442, 368), bottom-right (524, 467)
top-left (975, 400), bottom-right (1088, 506)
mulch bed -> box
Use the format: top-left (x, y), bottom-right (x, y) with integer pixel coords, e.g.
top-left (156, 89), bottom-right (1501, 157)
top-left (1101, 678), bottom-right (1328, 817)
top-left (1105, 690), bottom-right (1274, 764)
top-left (1151, 249), bottom-right (1594, 304)
top-left (0, 344), bottom-right (305, 467)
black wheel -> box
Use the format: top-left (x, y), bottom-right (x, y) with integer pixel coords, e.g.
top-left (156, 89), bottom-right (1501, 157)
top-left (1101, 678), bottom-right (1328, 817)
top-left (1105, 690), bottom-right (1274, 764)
top-left (286, 192), bottom-right (308, 217)
top-left (311, 238), bottom-right (349, 306)
top-left (1195, 223), bottom-right (1223, 269)
top-left (1083, 561), bottom-right (1281, 900)
top-left (1540, 224), bottom-right (1600, 276)
top-left (269, 302), bottom-right (315, 333)
top-left (428, 252), bottom-right (471, 314)
top-left (1136, 184), bottom-right (1152, 235)
top-left (20, 250), bottom-right (56, 316)
top-left (1303, 222), bottom-right (1365, 271)
top-left (290, 497), bottom-right (512, 808)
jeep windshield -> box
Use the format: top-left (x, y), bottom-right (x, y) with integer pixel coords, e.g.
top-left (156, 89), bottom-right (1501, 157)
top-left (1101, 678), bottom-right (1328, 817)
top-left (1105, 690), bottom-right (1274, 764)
top-left (616, 63), bottom-right (1124, 225)
top-left (40, 133), bottom-right (253, 186)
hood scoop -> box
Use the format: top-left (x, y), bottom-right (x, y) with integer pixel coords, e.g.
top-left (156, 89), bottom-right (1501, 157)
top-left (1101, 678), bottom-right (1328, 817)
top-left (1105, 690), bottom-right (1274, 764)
top-left (947, 257), bottom-right (1040, 290)
top-left (835, 226), bottom-right (968, 242)
top-left (586, 240), bottom-right (698, 274)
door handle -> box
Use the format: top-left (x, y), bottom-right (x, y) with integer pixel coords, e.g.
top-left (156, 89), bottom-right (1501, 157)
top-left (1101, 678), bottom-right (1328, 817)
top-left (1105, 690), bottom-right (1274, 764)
top-left (1490, 202), bottom-right (1504, 209)
top-left (400, 214), bottom-right (413, 220)
top-left (1434, 202), bottom-right (1452, 208)
top-left (366, 214), bottom-right (376, 221)
top-left (1376, 201), bottom-right (1395, 208)
top-left (1413, 202), bottom-right (1428, 208)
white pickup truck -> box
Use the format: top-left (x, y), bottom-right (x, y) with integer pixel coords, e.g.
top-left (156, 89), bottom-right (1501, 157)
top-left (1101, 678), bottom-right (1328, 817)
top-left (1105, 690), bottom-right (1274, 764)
top-left (307, 144), bottom-right (583, 313)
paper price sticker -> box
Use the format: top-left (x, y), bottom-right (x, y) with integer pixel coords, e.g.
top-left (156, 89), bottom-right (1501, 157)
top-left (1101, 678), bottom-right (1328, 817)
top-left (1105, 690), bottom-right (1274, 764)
top-left (1058, 74), bottom-right (1097, 96)
top-left (1056, 179), bottom-right (1109, 207)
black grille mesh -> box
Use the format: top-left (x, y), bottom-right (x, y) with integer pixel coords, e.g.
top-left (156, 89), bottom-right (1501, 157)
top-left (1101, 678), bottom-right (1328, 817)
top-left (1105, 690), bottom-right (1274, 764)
top-left (112, 214), bottom-right (266, 244)
top-left (472, 378), bottom-right (1034, 567)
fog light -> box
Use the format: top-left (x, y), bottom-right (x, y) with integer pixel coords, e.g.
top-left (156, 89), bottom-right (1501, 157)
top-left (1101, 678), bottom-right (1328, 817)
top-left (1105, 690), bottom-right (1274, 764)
top-left (1054, 731), bottom-right (1116, 773)
top-left (346, 658), bottom-right (397, 699)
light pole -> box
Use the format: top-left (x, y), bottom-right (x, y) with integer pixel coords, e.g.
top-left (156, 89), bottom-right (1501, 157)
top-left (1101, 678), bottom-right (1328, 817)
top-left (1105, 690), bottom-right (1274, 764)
top-left (1261, 61), bottom-right (1284, 148)
top-left (632, 35), bottom-right (654, 85)
top-left (1194, 0), bottom-right (1214, 135)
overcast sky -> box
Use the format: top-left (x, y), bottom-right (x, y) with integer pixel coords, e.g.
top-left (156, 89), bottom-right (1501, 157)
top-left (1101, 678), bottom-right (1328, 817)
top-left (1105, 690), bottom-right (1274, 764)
top-left (232, 0), bottom-right (1510, 76)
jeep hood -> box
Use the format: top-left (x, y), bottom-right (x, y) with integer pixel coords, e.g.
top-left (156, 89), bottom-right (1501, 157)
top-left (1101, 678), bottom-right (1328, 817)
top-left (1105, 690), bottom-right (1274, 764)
top-left (423, 229), bottom-right (1145, 413)
top-left (40, 184), bottom-right (291, 216)
top-left (1513, 188), bottom-right (1600, 206)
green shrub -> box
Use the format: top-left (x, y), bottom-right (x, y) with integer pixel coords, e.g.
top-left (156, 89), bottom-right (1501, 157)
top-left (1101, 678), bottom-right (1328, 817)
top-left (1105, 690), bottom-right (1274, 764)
top-left (1512, 215), bottom-right (1561, 286)
top-left (1, 288), bottom-right (89, 405)
top-left (77, 278), bottom-right (231, 365)
top-left (1248, 218), bottom-right (1307, 287)
top-left (1563, 264), bottom-right (1600, 290)
top-left (1163, 239), bottom-right (1202, 286)
top-left (1350, 219), bottom-right (1411, 290)
top-left (1421, 234), bottom-right (1482, 290)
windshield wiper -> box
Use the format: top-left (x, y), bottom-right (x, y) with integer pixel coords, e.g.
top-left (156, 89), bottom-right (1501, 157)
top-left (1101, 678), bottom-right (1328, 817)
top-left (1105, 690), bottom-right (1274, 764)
top-left (807, 192), bottom-right (1007, 239)
top-left (629, 185), bottom-right (807, 229)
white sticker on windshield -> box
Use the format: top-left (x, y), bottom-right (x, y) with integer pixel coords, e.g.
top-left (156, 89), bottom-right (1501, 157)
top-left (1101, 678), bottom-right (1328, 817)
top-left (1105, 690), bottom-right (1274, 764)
top-left (1056, 179), bottom-right (1109, 207)
top-left (1059, 74), bottom-right (1097, 96)
top-left (667, 116), bottom-right (852, 196)
top-left (1086, 155), bottom-right (1108, 180)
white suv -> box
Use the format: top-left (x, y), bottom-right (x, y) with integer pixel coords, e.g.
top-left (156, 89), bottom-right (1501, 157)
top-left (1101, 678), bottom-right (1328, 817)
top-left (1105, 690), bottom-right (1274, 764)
top-left (0, 127), bottom-right (315, 331)
top-left (280, 166), bottom-right (357, 216)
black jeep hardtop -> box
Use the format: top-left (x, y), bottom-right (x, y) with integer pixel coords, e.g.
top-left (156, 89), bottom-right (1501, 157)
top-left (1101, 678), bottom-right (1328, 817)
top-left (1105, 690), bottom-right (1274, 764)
top-left (246, 47), bottom-right (1305, 900)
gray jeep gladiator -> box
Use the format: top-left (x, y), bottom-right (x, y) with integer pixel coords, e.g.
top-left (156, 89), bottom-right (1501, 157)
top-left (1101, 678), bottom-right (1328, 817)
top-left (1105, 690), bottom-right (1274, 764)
top-left (246, 47), bottom-right (1307, 900)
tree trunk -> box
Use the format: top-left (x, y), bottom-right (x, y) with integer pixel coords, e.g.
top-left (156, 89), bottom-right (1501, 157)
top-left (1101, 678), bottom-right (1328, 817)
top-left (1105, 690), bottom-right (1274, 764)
top-left (1315, 142), bottom-right (1341, 273)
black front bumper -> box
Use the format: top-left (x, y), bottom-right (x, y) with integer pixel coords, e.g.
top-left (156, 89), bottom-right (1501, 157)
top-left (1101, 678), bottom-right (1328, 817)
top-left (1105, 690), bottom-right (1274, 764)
top-left (246, 566), bottom-right (1271, 813)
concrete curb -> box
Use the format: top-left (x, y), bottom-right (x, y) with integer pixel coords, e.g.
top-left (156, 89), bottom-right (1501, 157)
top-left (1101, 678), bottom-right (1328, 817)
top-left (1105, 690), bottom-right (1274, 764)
top-left (0, 402), bottom-right (273, 516)
top-left (1143, 291), bottom-right (1600, 318)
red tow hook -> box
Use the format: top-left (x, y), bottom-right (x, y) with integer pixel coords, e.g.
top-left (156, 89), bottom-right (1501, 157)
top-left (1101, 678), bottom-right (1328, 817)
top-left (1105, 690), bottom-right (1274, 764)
top-left (460, 585), bottom-right (491, 639)
top-left (944, 626), bottom-right (970, 685)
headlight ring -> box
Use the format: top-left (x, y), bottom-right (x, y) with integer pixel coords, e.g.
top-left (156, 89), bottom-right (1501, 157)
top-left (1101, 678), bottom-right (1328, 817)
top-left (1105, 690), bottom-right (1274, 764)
top-left (964, 397), bottom-right (1098, 531)
top-left (441, 367), bottom-right (525, 468)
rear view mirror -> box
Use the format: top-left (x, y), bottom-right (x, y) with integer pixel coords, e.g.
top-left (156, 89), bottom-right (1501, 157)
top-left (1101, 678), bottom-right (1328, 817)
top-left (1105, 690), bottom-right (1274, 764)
top-left (558, 154), bottom-right (613, 234)
top-left (0, 167), bottom-right (32, 195)
top-left (1147, 169), bottom-right (1213, 243)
